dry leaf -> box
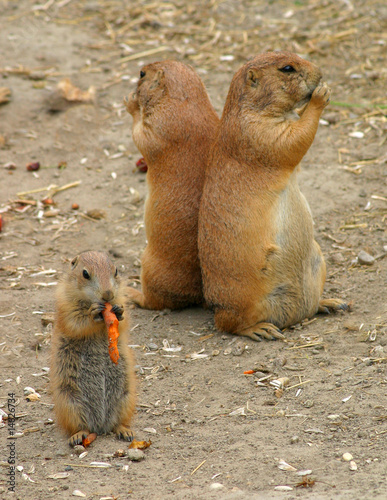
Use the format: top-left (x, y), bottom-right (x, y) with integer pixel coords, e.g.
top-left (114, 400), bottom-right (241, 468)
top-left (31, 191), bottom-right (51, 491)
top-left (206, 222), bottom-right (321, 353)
top-left (57, 78), bottom-right (96, 103)
top-left (0, 87), bottom-right (11, 105)
top-left (86, 209), bottom-right (106, 220)
top-left (128, 439), bottom-right (152, 450)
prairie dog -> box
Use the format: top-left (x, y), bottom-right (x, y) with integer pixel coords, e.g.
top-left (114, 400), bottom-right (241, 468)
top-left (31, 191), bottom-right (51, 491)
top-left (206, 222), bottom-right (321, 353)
top-left (50, 251), bottom-right (136, 445)
top-left (198, 51), bottom-right (348, 341)
top-left (124, 60), bottom-right (220, 310)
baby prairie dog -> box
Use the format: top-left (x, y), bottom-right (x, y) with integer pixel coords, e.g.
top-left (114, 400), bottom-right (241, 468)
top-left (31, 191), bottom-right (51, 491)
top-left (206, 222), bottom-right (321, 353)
top-left (198, 51), bottom-right (348, 342)
top-left (124, 60), bottom-right (220, 310)
top-left (50, 251), bottom-right (136, 446)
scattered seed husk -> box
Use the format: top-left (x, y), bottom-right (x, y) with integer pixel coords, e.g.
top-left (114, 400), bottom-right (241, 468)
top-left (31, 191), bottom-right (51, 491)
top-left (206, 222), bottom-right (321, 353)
top-left (48, 472), bottom-right (70, 480)
top-left (229, 407), bottom-right (246, 417)
top-left (278, 459), bottom-right (297, 472)
top-left (72, 490), bottom-right (86, 498)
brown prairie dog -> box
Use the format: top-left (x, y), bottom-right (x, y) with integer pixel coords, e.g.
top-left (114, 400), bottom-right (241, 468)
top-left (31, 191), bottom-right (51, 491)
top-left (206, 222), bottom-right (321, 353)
top-left (124, 60), bottom-right (220, 310)
top-left (198, 51), bottom-right (348, 342)
top-left (50, 251), bottom-right (136, 446)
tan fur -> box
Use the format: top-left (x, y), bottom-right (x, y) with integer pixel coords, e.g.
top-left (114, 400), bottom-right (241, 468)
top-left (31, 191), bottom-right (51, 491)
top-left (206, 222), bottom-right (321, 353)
top-left (198, 51), bottom-right (348, 341)
top-left (50, 251), bottom-right (136, 445)
top-left (124, 60), bottom-right (220, 310)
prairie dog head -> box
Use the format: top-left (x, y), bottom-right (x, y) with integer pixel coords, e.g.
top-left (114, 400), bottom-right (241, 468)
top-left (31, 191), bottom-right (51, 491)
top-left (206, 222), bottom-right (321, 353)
top-left (124, 60), bottom-right (210, 117)
top-left (62, 251), bottom-right (121, 305)
top-left (225, 51), bottom-right (323, 117)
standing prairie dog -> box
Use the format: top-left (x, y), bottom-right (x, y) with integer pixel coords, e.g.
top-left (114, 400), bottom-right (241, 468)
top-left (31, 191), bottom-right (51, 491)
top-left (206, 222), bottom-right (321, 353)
top-left (124, 60), bottom-right (220, 310)
top-left (198, 51), bottom-right (348, 342)
top-left (50, 251), bottom-right (136, 446)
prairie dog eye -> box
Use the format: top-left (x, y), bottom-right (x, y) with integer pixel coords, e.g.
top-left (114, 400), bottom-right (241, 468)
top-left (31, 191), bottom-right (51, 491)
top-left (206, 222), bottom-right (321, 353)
top-left (140, 70), bottom-right (146, 78)
top-left (279, 65), bottom-right (296, 73)
top-left (82, 269), bottom-right (90, 280)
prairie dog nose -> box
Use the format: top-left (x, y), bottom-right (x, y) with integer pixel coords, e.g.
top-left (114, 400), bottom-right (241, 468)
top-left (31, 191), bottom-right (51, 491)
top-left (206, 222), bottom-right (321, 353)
top-left (102, 290), bottom-right (114, 302)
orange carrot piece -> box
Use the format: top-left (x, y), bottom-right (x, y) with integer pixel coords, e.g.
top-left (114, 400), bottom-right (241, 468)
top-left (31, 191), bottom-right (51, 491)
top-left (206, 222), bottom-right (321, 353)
top-left (102, 302), bottom-right (120, 364)
top-left (82, 432), bottom-right (97, 447)
top-left (243, 370), bottom-right (255, 375)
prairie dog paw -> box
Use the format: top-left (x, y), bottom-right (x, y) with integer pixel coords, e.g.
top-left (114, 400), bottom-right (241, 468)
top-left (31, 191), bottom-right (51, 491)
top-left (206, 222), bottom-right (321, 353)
top-left (111, 304), bottom-right (124, 321)
top-left (69, 430), bottom-right (90, 447)
top-left (88, 303), bottom-right (104, 322)
top-left (115, 425), bottom-right (134, 442)
top-left (311, 82), bottom-right (331, 108)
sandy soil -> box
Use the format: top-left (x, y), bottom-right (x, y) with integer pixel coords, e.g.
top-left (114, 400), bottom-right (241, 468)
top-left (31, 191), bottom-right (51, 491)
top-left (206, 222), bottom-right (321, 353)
top-left (0, 1), bottom-right (386, 499)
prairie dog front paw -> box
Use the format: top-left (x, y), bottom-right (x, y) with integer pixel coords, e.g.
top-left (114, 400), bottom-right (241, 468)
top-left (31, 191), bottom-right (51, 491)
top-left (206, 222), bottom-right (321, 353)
top-left (310, 82), bottom-right (331, 109)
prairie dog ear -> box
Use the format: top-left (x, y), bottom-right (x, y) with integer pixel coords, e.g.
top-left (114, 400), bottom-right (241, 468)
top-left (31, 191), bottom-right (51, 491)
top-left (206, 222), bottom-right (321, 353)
top-left (71, 256), bottom-right (79, 269)
top-left (247, 68), bottom-right (260, 87)
top-left (150, 69), bottom-right (165, 90)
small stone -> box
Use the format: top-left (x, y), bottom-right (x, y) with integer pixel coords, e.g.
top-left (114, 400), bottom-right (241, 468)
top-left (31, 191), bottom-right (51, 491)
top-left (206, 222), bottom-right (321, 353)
top-left (342, 452), bottom-right (353, 462)
top-left (349, 461), bottom-right (358, 471)
top-left (127, 449), bottom-right (145, 462)
top-left (73, 445), bottom-right (85, 456)
top-left (330, 252), bottom-right (345, 264)
top-left (290, 435), bottom-right (299, 444)
top-left (357, 250), bottom-right (375, 266)
top-left (232, 341), bottom-right (246, 356)
top-left (55, 449), bottom-right (67, 458)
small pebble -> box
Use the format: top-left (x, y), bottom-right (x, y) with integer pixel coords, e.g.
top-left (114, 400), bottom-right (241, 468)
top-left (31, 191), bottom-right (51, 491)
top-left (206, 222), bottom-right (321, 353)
top-left (342, 452), bottom-right (353, 462)
top-left (290, 435), bottom-right (299, 444)
top-left (55, 450), bottom-right (67, 458)
top-left (349, 461), bottom-right (358, 471)
top-left (357, 250), bottom-right (375, 266)
top-left (330, 252), bottom-right (345, 264)
top-left (209, 483), bottom-right (224, 490)
top-left (73, 445), bottom-right (85, 455)
top-left (232, 341), bottom-right (246, 356)
top-left (127, 449), bottom-right (145, 462)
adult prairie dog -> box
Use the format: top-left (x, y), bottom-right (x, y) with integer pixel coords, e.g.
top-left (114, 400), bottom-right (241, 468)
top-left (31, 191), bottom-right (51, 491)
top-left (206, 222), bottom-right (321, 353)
top-left (124, 60), bottom-right (220, 310)
top-left (50, 251), bottom-right (136, 445)
top-left (198, 51), bottom-right (348, 341)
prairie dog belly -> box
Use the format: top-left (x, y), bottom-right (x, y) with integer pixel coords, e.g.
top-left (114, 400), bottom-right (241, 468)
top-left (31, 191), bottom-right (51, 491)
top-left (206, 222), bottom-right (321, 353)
top-left (275, 174), bottom-right (314, 254)
top-left (67, 337), bottom-right (127, 434)
top-left (268, 174), bottom-right (324, 325)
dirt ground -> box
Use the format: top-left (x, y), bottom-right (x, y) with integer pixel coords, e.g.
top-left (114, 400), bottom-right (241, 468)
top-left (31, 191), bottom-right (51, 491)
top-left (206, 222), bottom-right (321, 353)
top-left (0, 1), bottom-right (386, 499)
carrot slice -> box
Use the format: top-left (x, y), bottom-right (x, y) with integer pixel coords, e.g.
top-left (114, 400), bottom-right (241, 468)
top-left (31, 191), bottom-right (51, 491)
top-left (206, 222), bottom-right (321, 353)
top-left (82, 432), bottom-right (97, 447)
top-left (102, 302), bottom-right (120, 364)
